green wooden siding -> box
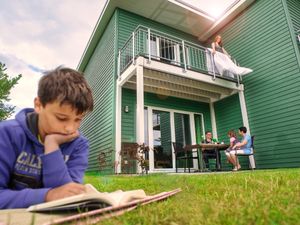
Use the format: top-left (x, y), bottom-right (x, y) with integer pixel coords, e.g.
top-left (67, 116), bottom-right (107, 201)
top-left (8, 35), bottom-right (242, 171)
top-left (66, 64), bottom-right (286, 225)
top-left (122, 88), bottom-right (212, 142)
top-left (212, 0), bottom-right (300, 168)
top-left (80, 12), bottom-right (117, 173)
top-left (214, 94), bottom-right (244, 170)
top-left (286, 0), bottom-right (300, 54)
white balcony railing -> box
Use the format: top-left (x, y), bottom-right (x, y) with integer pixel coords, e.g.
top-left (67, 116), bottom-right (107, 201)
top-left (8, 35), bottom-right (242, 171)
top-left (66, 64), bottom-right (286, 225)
top-left (118, 25), bottom-right (241, 83)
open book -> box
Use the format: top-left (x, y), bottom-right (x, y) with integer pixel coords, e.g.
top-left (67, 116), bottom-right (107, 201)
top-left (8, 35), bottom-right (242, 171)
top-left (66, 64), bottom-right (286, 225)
top-left (27, 184), bottom-right (147, 212)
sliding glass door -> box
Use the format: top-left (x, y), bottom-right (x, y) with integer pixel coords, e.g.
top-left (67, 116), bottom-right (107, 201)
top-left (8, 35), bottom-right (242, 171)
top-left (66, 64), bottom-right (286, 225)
top-left (152, 110), bottom-right (172, 169)
top-left (147, 107), bottom-right (205, 171)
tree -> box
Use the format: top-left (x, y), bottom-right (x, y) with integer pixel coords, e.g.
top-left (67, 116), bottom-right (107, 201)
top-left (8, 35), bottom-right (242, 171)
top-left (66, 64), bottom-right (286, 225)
top-left (0, 62), bottom-right (22, 121)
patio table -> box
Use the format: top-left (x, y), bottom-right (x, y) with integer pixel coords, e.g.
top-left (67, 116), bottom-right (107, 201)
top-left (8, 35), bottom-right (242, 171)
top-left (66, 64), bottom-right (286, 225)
top-left (184, 143), bottom-right (229, 171)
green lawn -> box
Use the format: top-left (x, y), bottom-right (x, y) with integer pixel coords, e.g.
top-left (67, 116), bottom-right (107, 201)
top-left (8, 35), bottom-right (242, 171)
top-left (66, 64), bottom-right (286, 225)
top-left (84, 169), bottom-right (300, 225)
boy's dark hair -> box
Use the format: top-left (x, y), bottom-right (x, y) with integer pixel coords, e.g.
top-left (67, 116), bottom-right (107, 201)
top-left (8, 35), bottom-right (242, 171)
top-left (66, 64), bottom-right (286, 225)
top-left (238, 126), bottom-right (247, 133)
top-left (38, 66), bottom-right (94, 114)
top-left (205, 131), bottom-right (212, 135)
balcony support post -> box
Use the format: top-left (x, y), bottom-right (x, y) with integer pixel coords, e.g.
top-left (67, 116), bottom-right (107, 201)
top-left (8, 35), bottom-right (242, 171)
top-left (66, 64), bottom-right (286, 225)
top-left (238, 90), bottom-right (255, 169)
top-left (115, 82), bottom-right (122, 174)
top-left (136, 64), bottom-right (144, 173)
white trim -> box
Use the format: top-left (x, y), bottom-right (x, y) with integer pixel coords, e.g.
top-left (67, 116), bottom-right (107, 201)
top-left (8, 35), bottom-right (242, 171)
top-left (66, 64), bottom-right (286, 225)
top-left (238, 90), bottom-right (256, 169)
top-left (238, 90), bottom-right (250, 134)
top-left (147, 107), bottom-right (154, 171)
top-left (189, 113), bottom-right (199, 169)
top-left (115, 83), bottom-right (122, 174)
top-left (136, 65), bottom-right (144, 173)
top-left (170, 111), bottom-right (176, 169)
top-left (168, 0), bottom-right (215, 21)
top-left (117, 64), bottom-right (136, 86)
top-left (209, 102), bottom-right (218, 139)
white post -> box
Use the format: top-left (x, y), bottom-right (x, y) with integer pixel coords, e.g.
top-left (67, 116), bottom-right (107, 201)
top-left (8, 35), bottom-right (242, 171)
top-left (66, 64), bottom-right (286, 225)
top-left (148, 28), bottom-right (151, 63)
top-left (238, 90), bottom-right (256, 168)
top-left (136, 65), bottom-right (144, 173)
top-left (182, 40), bottom-right (187, 72)
top-left (189, 113), bottom-right (198, 169)
top-left (115, 83), bottom-right (122, 173)
top-left (118, 50), bottom-right (121, 78)
top-left (132, 32), bottom-right (135, 65)
top-left (148, 107), bottom-right (154, 172)
top-left (209, 102), bottom-right (218, 139)
top-left (170, 111), bottom-right (176, 171)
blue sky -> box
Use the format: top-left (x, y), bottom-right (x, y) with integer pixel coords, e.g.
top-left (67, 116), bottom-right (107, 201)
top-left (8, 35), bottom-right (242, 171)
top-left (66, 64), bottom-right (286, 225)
top-left (0, 0), bottom-right (105, 118)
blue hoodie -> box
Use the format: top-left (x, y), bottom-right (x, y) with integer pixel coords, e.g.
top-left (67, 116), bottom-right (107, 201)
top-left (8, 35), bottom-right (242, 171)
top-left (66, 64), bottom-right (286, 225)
top-left (0, 108), bottom-right (89, 209)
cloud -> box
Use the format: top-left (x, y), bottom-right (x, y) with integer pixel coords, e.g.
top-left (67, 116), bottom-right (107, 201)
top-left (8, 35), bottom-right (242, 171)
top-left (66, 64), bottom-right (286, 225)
top-left (0, 0), bottom-right (106, 119)
top-left (0, 52), bottom-right (42, 111)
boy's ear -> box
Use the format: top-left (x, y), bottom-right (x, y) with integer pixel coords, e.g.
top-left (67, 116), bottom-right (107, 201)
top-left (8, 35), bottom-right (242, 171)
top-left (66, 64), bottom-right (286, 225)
top-left (34, 97), bottom-right (42, 113)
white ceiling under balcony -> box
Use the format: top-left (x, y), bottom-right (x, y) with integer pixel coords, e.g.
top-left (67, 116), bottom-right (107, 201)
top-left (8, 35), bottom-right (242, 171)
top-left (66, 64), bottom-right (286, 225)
top-left (122, 68), bottom-right (236, 103)
top-left (101, 0), bottom-right (255, 42)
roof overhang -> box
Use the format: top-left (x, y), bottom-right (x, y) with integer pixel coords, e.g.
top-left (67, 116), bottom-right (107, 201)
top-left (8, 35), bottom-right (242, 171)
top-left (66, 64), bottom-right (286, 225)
top-left (78, 0), bottom-right (255, 71)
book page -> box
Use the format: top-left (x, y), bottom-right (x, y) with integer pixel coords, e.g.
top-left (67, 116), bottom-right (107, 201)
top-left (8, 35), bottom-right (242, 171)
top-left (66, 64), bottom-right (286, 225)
top-left (105, 189), bottom-right (147, 205)
top-left (27, 184), bottom-right (147, 212)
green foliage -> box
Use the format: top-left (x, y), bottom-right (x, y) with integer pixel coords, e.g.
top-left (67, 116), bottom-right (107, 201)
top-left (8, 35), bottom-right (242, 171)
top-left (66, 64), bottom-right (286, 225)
top-left (0, 62), bottom-right (22, 121)
top-left (85, 169), bottom-right (300, 225)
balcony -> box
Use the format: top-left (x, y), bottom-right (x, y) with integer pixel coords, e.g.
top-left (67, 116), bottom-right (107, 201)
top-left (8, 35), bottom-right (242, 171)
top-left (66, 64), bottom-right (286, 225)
top-left (118, 25), bottom-right (242, 84)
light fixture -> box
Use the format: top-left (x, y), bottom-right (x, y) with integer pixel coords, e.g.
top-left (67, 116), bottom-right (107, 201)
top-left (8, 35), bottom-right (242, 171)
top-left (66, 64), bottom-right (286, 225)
top-left (124, 105), bottom-right (129, 113)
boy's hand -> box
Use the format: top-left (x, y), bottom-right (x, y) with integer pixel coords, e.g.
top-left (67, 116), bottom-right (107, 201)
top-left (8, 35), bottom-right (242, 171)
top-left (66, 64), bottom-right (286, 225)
top-left (44, 131), bottom-right (79, 154)
top-left (45, 182), bottom-right (86, 202)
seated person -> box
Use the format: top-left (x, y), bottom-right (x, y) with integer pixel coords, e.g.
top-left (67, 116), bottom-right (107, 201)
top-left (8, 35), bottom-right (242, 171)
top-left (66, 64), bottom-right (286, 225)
top-left (201, 131), bottom-right (220, 170)
top-left (228, 126), bottom-right (252, 171)
top-left (225, 129), bottom-right (238, 157)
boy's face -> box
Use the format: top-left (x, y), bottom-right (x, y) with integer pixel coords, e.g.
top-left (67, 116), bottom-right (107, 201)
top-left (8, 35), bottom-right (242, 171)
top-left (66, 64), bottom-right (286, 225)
top-left (34, 98), bottom-right (84, 139)
top-left (206, 132), bottom-right (212, 139)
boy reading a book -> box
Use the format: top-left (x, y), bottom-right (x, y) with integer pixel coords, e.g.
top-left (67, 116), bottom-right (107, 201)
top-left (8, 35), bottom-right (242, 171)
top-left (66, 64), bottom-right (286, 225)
top-left (0, 67), bottom-right (94, 209)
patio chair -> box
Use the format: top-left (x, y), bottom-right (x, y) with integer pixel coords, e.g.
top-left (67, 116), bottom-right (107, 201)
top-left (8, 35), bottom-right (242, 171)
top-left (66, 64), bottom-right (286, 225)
top-left (172, 142), bottom-right (200, 173)
top-left (235, 135), bottom-right (256, 170)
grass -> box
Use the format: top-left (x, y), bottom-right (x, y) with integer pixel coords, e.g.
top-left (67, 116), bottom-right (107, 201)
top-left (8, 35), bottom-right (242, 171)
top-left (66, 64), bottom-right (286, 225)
top-left (84, 169), bottom-right (300, 225)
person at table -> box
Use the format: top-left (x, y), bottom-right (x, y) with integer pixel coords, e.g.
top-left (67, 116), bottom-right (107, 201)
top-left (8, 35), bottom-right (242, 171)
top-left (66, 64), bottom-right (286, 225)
top-left (201, 131), bottom-right (221, 171)
top-left (225, 129), bottom-right (238, 164)
top-left (229, 126), bottom-right (252, 171)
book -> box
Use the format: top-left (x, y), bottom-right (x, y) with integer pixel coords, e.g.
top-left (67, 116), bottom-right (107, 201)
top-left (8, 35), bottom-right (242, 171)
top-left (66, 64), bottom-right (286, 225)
top-left (45, 188), bottom-right (182, 225)
top-left (27, 184), bottom-right (147, 212)
top-left (0, 188), bottom-right (181, 225)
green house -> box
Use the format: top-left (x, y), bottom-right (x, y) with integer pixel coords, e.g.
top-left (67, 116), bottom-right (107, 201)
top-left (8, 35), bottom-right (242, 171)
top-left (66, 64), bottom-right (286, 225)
top-left (78, 0), bottom-right (300, 173)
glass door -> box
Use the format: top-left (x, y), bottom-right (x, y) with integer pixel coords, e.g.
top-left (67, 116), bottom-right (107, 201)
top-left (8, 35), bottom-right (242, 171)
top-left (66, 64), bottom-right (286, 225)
top-left (174, 113), bottom-right (192, 168)
top-left (152, 110), bottom-right (172, 169)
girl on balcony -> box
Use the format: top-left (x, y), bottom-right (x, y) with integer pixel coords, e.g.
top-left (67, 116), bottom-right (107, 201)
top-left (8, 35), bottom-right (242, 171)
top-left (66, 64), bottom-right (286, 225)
top-left (209, 34), bottom-right (252, 77)
top-left (211, 35), bottom-right (230, 57)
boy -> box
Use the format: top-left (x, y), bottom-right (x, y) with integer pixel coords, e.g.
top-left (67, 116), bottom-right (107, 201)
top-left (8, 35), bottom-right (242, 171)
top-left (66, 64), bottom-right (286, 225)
top-left (0, 67), bottom-right (94, 209)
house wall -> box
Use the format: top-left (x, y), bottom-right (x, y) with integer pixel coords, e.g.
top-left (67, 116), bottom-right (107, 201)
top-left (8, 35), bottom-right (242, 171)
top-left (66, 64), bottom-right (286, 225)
top-left (213, 0), bottom-right (300, 168)
top-left (80, 12), bottom-right (117, 173)
top-left (286, 0), bottom-right (300, 53)
top-left (122, 88), bottom-right (212, 143)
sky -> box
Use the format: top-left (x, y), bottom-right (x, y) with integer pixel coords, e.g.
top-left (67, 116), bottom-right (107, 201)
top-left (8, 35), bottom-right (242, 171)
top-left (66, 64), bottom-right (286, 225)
top-left (0, 0), bottom-right (235, 119)
top-left (0, 0), bottom-right (106, 118)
